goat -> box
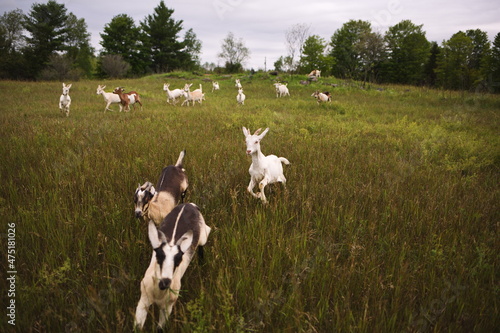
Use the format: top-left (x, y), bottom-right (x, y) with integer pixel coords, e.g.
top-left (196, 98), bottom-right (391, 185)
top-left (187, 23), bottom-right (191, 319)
top-left (112, 87), bottom-right (143, 112)
top-left (96, 85), bottom-right (121, 112)
top-left (59, 83), bottom-right (72, 117)
top-left (135, 203), bottom-right (211, 331)
top-left (311, 90), bottom-right (331, 104)
top-left (308, 69), bottom-right (321, 78)
top-left (273, 82), bottom-right (290, 98)
top-left (212, 81), bottom-right (220, 92)
top-left (237, 88), bottom-right (246, 105)
top-left (242, 127), bottom-right (290, 204)
top-left (163, 83), bottom-right (184, 105)
top-left (181, 83), bottom-right (204, 106)
top-left (235, 79), bottom-right (242, 89)
top-left (134, 150), bottom-right (188, 225)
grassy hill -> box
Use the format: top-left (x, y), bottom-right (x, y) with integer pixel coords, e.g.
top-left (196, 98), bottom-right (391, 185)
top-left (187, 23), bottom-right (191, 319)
top-left (1, 73), bottom-right (498, 332)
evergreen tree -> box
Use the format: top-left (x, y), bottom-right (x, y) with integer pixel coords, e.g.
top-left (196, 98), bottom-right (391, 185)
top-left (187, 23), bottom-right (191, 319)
top-left (423, 42), bottom-right (440, 86)
top-left (100, 14), bottom-right (146, 76)
top-left (23, 0), bottom-right (69, 78)
top-left (140, 0), bottom-right (185, 72)
top-left (488, 33), bottom-right (500, 93)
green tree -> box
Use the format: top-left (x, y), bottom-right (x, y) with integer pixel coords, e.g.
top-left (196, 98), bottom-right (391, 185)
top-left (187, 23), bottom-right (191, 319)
top-left (329, 20), bottom-right (372, 79)
top-left (64, 13), bottom-right (94, 78)
top-left (423, 42), bottom-right (440, 86)
top-left (100, 14), bottom-right (146, 76)
top-left (300, 35), bottom-right (335, 75)
top-left (182, 28), bottom-right (202, 70)
top-left (354, 31), bottom-right (386, 85)
top-left (140, 0), bottom-right (185, 72)
top-left (383, 20), bottom-right (430, 85)
top-left (23, 0), bottom-right (69, 78)
top-left (486, 33), bottom-right (500, 93)
top-left (218, 32), bottom-right (250, 73)
top-left (0, 9), bottom-right (26, 79)
top-left (436, 31), bottom-right (474, 90)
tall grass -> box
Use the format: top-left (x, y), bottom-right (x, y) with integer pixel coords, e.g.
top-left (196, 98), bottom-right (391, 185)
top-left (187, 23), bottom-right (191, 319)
top-left (0, 74), bottom-right (498, 332)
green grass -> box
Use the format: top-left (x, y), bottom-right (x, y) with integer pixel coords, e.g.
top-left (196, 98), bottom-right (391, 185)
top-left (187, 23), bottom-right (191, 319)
top-left (0, 73), bottom-right (498, 332)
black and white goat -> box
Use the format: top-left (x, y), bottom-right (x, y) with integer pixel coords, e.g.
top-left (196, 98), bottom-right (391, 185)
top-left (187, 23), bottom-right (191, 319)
top-left (134, 150), bottom-right (188, 225)
top-left (134, 203), bottom-right (211, 331)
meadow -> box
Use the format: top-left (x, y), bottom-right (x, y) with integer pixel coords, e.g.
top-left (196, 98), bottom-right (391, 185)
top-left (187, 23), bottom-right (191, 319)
top-left (0, 73), bottom-right (498, 332)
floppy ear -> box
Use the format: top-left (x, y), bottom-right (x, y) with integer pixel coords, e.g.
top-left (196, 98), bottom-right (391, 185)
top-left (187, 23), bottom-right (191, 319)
top-left (259, 128), bottom-right (269, 139)
top-left (177, 230), bottom-right (193, 253)
top-left (242, 127), bottom-right (250, 137)
top-left (148, 220), bottom-right (165, 249)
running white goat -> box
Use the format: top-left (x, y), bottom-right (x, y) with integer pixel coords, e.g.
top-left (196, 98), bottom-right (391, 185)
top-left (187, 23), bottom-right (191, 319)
top-left (242, 127), bottom-right (290, 204)
top-left (134, 150), bottom-right (188, 225)
top-left (96, 85), bottom-right (121, 112)
top-left (237, 88), bottom-right (246, 105)
top-left (134, 204), bottom-right (211, 332)
top-left (59, 83), bottom-right (72, 117)
top-left (163, 83), bottom-right (184, 105)
top-left (212, 81), bottom-right (220, 92)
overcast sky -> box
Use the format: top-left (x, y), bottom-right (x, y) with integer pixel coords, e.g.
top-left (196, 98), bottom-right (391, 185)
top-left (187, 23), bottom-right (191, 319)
top-left (2, 0), bottom-right (499, 69)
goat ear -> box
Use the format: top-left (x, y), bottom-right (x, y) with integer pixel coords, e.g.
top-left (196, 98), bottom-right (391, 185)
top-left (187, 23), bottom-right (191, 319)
top-left (67, 84), bottom-right (72, 88)
top-left (149, 186), bottom-right (156, 195)
top-left (177, 230), bottom-right (193, 253)
top-left (259, 128), bottom-right (270, 138)
top-left (242, 127), bottom-right (250, 137)
top-left (148, 220), bottom-right (163, 248)
top-left (254, 128), bottom-right (262, 136)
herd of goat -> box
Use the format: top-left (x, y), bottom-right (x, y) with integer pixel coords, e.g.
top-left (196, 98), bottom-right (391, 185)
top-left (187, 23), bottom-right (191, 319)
top-left (58, 71), bottom-right (330, 117)
top-left (56, 75), bottom-right (327, 330)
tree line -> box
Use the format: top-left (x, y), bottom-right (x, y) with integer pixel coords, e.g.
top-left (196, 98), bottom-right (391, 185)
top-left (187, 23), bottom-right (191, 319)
top-left (278, 21), bottom-right (500, 92)
top-left (0, 0), bottom-right (201, 80)
top-left (1, 1), bottom-right (499, 92)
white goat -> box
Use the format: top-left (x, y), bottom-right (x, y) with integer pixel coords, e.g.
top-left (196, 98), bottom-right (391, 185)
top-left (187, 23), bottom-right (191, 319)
top-left (96, 85), bottom-right (121, 112)
top-left (237, 88), bottom-right (246, 105)
top-left (235, 79), bottom-right (242, 89)
top-left (242, 127), bottom-right (290, 204)
top-left (273, 82), bottom-right (290, 98)
top-left (311, 90), bottom-right (331, 104)
top-left (134, 150), bottom-right (188, 225)
top-left (181, 83), bottom-right (204, 106)
top-left (135, 204), bottom-right (211, 331)
top-left (59, 83), bottom-right (72, 117)
top-left (212, 81), bottom-right (220, 92)
top-left (163, 83), bottom-right (184, 105)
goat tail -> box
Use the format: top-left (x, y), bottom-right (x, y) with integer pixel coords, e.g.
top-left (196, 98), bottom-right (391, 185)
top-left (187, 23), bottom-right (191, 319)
top-left (279, 157), bottom-right (290, 165)
top-left (175, 150), bottom-right (186, 167)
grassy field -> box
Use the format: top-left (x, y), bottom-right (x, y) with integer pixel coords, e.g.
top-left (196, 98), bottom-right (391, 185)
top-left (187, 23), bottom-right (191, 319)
top-left (0, 73), bottom-right (498, 332)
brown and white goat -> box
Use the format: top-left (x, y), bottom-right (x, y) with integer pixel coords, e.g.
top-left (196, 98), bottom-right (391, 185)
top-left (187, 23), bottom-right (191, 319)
top-left (311, 90), bottom-right (331, 104)
top-left (112, 87), bottom-right (143, 112)
top-left (134, 150), bottom-right (188, 225)
top-left (134, 203), bottom-right (211, 331)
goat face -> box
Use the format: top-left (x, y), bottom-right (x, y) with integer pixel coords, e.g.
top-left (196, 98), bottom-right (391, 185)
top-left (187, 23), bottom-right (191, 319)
top-left (134, 182), bottom-right (156, 218)
top-left (243, 127), bottom-right (269, 155)
top-left (148, 220), bottom-right (193, 291)
top-left (96, 85), bottom-right (105, 95)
